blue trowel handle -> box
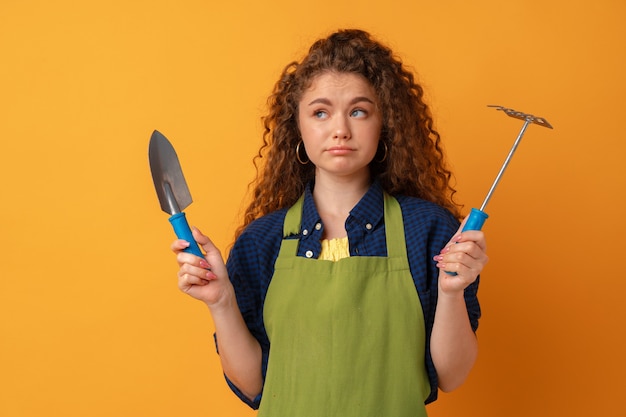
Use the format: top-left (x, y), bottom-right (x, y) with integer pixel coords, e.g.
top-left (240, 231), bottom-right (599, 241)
top-left (445, 208), bottom-right (489, 276)
top-left (169, 212), bottom-right (204, 258)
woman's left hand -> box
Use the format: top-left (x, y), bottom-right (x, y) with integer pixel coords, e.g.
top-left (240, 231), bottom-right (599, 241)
top-left (434, 220), bottom-right (489, 294)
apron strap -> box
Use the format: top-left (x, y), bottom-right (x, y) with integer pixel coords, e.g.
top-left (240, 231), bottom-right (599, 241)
top-left (283, 194), bottom-right (305, 238)
top-left (383, 192), bottom-right (409, 261)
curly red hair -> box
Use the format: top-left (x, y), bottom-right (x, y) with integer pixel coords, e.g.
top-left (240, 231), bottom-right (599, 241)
top-left (236, 29), bottom-right (461, 238)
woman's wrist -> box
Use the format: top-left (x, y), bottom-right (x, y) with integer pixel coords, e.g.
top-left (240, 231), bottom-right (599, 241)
top-left (206, 285), bottom-right (238, 317)
top-left (437, 284), bottom-right (466, 301)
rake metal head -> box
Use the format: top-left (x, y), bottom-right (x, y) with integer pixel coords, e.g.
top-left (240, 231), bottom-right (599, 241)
top-left (488, 105), bottom-right (553, 129)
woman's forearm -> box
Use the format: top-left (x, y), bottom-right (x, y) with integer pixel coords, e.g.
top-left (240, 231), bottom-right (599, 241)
top-left (209, 295), bottom-right (263, 400)
top-left (430, 290), bottom-right (478, 392)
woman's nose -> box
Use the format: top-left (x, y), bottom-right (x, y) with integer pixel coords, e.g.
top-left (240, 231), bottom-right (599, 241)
top-left (332, 117), bottom-right (351, 140)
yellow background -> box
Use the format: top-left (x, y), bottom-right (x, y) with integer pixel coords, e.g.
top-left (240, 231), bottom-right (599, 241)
top-left (1, 0), bottom-right (624, 416)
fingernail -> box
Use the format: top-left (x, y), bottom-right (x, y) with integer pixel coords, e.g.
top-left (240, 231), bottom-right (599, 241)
top-left (440, 247), bottom-right (450, 254)
top-left (206, 271), bottom-right (216, 279)
top-left (199, 260), bottom-right (210, 269)
top-left (433, 255), bottom-right (443, 261)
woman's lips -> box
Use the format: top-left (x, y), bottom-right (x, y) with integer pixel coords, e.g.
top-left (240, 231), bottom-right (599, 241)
top-left (327, 146), bottom-right (354, 155)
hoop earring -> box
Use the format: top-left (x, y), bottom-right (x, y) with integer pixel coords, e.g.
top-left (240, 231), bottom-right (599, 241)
top-left (296, 141), bottom-right (310, 165)
top-left (375, 141), bottom-right (388, 163)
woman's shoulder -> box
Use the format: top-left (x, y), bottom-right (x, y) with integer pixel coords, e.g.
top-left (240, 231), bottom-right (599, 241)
top-left (394, 194), bottom-right (460, 230)
top-left (228, 208), bottom-right (288, 268)
top-left (237, 207), bottom-right (289, 240)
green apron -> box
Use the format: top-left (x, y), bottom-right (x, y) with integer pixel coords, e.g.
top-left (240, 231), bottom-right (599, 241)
top-left (261, 193), bottom-right (430, 417)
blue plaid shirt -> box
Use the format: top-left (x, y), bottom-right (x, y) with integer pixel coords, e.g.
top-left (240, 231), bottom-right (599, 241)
top-left (222, 180), bottom-right (481, 408)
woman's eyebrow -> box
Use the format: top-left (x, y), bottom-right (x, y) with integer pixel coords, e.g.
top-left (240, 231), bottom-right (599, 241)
top-left (307, 96), bottom-right (376, 106)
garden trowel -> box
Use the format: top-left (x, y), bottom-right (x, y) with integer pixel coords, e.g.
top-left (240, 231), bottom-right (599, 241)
top-left (149, 130), bottom-right (204, 258)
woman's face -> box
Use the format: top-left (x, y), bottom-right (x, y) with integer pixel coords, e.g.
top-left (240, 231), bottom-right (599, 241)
top-left (297, 71), bottom-right (383, 183)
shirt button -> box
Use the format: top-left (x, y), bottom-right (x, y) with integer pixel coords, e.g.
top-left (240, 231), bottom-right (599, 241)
top-left (315, 223), bottom-right (322, 230)
top-left (302, 229), bottom-right (309, 236)
top-left (305, 250), bottom-right (314, 258)
top-left (365, 223), bottom-right (373, 230)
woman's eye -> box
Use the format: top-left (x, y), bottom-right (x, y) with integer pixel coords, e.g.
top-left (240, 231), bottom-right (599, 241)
top-left (314, 110), bottom-right (328, 119)
top-left (351, 109), bottom-right (367, 117)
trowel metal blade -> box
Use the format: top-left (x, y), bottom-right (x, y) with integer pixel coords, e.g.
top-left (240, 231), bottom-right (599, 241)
top-left (148, 130), bottom-right (193, 215)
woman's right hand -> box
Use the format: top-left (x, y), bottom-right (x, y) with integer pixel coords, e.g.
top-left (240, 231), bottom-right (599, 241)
top-left (171, 227), bottom-right (233, 308)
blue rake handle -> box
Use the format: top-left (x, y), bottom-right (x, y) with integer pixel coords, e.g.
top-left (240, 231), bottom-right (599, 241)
top-left (463, 208), bottom-right (489, 232)
top-left (445, 208), bottom-right (489, 276)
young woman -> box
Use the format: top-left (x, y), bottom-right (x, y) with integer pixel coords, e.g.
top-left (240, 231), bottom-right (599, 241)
top-left (172, 29), bottom-right (488, 417)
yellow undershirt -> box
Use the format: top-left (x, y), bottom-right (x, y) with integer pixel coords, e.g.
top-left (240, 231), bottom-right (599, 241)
top-left (319, 237), bottom-right (350, 262)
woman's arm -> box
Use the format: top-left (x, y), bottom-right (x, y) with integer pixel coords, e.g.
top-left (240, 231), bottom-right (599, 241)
top-left (208, 292), bottom-right (263, 400)
top-left (172, 228), bottom-right (263, 400)
top-left (430, 229), bottom-right (488, 391)
top-left (430, 288), bottom-right (478, 391)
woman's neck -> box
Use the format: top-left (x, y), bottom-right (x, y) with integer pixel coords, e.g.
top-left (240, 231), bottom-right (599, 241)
top-left (312, 172), bottom-right (371, 239)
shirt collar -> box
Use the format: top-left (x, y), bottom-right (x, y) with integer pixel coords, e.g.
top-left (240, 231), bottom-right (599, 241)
top-left (349, 180), bottom-right (385, 231)
top-left (300, 180), bottom-right (385, 237)
top-left (300, 183), bottom-right (321, 240)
